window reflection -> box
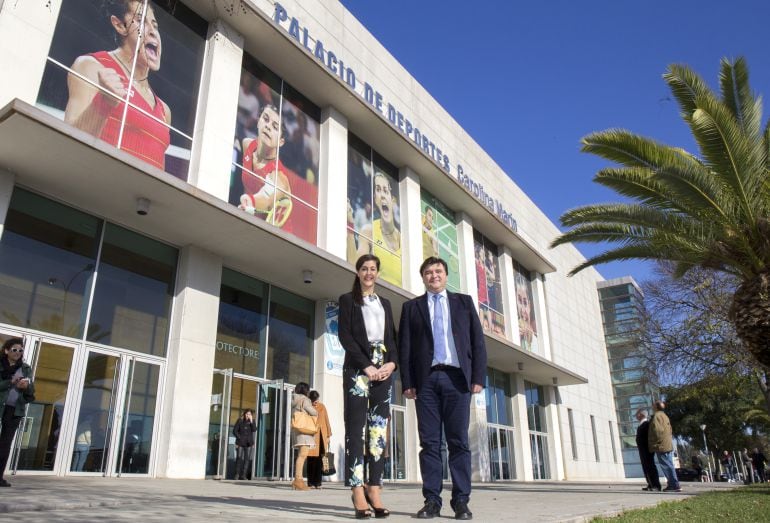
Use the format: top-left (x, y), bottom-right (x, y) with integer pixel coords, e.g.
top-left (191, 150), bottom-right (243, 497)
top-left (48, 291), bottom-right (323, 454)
top-left (265, 287), bottom-right (313, 384)
top-left (88, 224), bottom-right (177, 355)
top-left (0, 189), bottom-right (99, 337)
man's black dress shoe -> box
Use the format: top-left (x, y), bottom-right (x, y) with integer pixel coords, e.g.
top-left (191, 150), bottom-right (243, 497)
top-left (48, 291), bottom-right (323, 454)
top-left (452, 501), bottom-right (473, 520)
top-left (416, 499), bottom-right (441, 519)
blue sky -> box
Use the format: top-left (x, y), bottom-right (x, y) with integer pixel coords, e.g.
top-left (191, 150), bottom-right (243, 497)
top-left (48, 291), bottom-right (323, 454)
top-left (339, 0), bottom-right (770, 283)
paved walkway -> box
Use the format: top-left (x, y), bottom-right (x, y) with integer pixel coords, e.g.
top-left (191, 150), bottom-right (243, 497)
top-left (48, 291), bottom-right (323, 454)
top-left (0, 476), bottom-right (736, 522)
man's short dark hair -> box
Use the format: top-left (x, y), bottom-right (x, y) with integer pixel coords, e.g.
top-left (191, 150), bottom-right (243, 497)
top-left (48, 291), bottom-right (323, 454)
top-left (420, 256), bottom-right (448, 276)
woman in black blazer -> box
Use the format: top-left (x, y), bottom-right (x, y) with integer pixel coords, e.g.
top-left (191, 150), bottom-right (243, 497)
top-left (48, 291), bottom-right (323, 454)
top-left (338, 254), bottom-right (397, 519)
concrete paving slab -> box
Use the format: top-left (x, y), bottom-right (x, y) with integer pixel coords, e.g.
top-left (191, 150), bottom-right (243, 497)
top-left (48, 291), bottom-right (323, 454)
top-left (0, 476), bottom-right (738, 522)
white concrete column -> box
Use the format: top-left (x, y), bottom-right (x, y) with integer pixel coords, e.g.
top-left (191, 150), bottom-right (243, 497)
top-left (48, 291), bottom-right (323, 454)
top-left (157, 245), bottom-right (222, 478)
top-left (546, 386), bottom-right (565, 480)
top-left (0, 169), bottom-right (16, 241)
top-left (398, 167), bottom-right (423, 295)
top-left (188, 19), bottom-right (244, 200)
top-left (0, 0), bottom-right (61, 107)
top-left (469, 392), bottom-right (491, 481)
top-left (499, 247), bottom-right (519, 345)
top-left (318, 107), bottom-right (348, 259)
top-left (455, 213), bottom-right (476, 299)
top-left (512, 374), bottom-right (533, 481)
top-left (313, 298), bottom-right (344, 481)
top-left (532, 274), bottom-right (552, 359)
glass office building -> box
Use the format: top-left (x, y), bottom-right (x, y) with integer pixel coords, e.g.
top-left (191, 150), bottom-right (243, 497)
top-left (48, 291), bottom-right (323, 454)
top-left (598, 277), bottom-right (659, 478)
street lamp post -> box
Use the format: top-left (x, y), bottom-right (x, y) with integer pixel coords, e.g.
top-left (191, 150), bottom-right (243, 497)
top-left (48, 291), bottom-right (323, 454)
top-left (700, 424), bottom-right (712, 481)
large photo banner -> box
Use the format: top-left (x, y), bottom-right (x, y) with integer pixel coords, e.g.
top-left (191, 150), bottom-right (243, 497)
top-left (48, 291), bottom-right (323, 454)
top-left (474, 234), bottom-right (505, 337)
top-left (421, 192), bottom-right (460, 292)
top-left (36, 0), bottom-right (206, 180)
top-left (229, 58), bottom-right (320, 245)
top-left (346, 140), bottom-right (402, 286)
top-left (514, 262), bottom-right (539, 352)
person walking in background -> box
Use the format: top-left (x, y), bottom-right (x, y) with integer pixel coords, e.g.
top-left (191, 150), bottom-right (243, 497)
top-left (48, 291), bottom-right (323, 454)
top-left (72, 416), bottom-right (93, 472)
top-left (720, 450), bottom-right (736, 482)
top-left (399, 257), bottom-right (487, 520)
top-left (648, 400), bottom-right (681, 492)
top-left (233, 409), bottom-right (256, 480)
top-left (0, 338), bottom-right (35, 487)
top-left (338, 254), bottom-right (398, 518)
top-left (751, 447), bottom-right (767, 483)
top-left (635, 409), bottom-right (661, 491)
top-left (306, 390), bottom-right (332, 489)
top-left (291, 382), bottom-right (317, 491)
top-left (740, 448), bottom-right (753, 483)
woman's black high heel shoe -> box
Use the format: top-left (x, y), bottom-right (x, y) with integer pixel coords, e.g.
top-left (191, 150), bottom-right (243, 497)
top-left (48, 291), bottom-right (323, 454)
top-left (352, 493), bottom-right (372, 519)
top-left (364, 489), bottom-right (390, 519)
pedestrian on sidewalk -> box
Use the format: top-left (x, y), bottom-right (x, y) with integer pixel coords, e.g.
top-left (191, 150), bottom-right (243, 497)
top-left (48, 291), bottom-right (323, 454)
top-left (635, 409), bottom-right (660, 491)
top-left (233, 409), bottom-right (256, 480)
top-left (0, 337), bottom-right (35, 487)
top-left (648, 400), bottom-right (681, 492)
top-left (306, 390), bottom-right (331, 489)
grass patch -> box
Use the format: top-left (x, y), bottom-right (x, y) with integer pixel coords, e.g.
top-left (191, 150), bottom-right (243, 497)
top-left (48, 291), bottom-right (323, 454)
top-left (593, 483), bottom-right (770, 522)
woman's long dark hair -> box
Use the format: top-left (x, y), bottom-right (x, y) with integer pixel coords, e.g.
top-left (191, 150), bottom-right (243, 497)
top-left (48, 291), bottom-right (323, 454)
top-left (352, 254), bottom-right (380, 306)
top-left (294, 382), bottom-right (310, 396)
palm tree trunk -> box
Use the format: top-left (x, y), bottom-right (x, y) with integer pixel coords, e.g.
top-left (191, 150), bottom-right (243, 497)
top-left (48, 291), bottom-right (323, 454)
top-left (731, 271), bottom-right (770, 369)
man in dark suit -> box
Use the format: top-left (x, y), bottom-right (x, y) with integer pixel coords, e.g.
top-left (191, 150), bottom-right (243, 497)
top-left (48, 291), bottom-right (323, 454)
top-left (399, 257), bottom-right (487, 520)
top-left (635, 408), bottom-right (661, 491)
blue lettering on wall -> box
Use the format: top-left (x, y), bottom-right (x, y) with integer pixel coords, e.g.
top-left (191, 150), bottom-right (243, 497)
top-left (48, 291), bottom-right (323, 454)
top-left (271, 3), bottom-right (517, 232)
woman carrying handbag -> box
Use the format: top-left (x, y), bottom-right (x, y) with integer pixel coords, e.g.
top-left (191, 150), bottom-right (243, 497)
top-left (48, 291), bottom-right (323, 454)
top-left (306, 390), bottom-right (332, 488)
top-left (291, 382), bottom-right (317, 490)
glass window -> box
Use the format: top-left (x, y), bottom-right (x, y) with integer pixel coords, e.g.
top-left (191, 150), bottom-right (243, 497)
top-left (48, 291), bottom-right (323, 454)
top-left (525, 382), bottom-right (547, 433)
top-left (420, 190), bottom-right (460, 292)
top-left (590, 415), bottom-right (600, 461)
top-left (346, 134), bottom-right (402, 286)
top-left (230, 54), bottom-right (321, 244)
top-left (567, 408), bottom-right (578, 460)
top-left (609, 421), bottom-right (618, 463)
top-left (215, 269), bottom-right (269, 376)
top-left (513, 261), bottom-right (540, 352)
top-left (485, 368), bottom-right (512, 426)
top-left (88, 224), bottom-right (177, 355)
top-left (0, 188), bottom-right (99, 338)
top-left (473, 231), bottom-right (504, 337)
top-left (265, 287), bottom-right (314, 384)
top-left (36, 0), bottom-right (207, 180)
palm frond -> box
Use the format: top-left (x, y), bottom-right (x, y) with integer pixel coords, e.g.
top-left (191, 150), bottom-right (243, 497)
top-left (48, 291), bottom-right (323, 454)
top-left (719, 57), bottom-right (762, 139)
top-left (664, 64), bottom-right (713, 122)
top-left (582, 130), bottom-right (680, 170)
top-left (564, 244), bottom-right (683, 277)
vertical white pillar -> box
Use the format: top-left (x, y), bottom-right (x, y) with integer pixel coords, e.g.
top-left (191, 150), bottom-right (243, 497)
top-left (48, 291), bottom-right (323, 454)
top-left (500, 247), bottom-right (520, 346)
top-left (532, 274), bottom-right (552, 359)
top-left (0, 0), bottom-right (61, 107)
top-left (546, 386), bottom-right (565, 480)
top-left (188, 19), bottom-right (244, 201)
top-left (312, 298), bottom-right (344, 480)
top-left (455, 213), bottom-right (476, 299)
top-left (512, 374), bottom-right (533, 481)
top-left (318, 107), bottom-right (348, 259)
top-left (157, 245), bottom-right (222, 478)
top-left (398, 167), bottom-right (423, 295)
top-left (0, 169), bottom-right (15, 241)
top-left (469, 391), bottom-right (491, 481)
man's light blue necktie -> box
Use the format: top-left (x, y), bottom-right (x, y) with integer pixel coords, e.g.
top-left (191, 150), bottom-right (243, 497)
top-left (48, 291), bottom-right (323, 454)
top-left (432, 294), bottom-right (447, 363)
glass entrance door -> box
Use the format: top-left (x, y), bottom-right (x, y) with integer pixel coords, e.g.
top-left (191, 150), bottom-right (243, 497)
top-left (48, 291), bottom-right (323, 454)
top-left (255, 380), bottom-right (288, 480)
top-left (383, 406), bottom-right (406, 481)
top-left (11, 338), bottom-right (78, 474)
top-left (67, 349), bottom-right (162, 476)
top-left (207, 369), bottom-right (233, 478)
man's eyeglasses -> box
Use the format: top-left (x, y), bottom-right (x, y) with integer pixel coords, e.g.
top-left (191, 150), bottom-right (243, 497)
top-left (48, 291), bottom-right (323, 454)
top-left (9, 348), bottom-right (23, 353)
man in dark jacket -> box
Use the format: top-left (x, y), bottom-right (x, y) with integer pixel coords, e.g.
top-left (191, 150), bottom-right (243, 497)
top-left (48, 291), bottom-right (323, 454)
top-left (752, 448), bottom-right (768, 483)
top-left (233, 409), bottom-right (257, 480)
top-left (635, 409), bottom-right (661, 491)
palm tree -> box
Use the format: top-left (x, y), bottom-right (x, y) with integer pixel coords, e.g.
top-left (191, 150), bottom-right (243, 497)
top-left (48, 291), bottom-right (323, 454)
top-left (551, 57), bottom-right (770, 369)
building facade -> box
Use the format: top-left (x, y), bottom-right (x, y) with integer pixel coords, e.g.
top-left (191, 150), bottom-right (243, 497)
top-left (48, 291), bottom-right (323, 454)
top-left (598, 277), bottom-right (659, 478)
top-left (0, 0), bottom-right (624, 482)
